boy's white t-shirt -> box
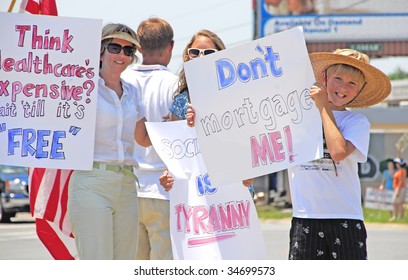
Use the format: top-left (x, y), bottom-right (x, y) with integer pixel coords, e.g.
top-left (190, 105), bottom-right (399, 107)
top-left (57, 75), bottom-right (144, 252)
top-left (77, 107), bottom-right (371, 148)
top-left (288, 110), bottom-right (370, 220)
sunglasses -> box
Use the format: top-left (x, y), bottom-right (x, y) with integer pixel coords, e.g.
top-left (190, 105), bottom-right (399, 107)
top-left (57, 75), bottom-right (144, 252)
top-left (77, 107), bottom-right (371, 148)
top-left (187, 48), bottom-right (217, 59)
top-left (106, 43), bottom-right (135, 56)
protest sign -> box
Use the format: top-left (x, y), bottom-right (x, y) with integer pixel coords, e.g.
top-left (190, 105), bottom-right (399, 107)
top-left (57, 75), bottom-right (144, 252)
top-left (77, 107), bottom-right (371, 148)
top-left (146, 121), bottom-right (266, 260)
top-left (0, 12), bottom-right (102, 170)
top-left (364, 187), bottom-right (393, 211)
top-left (184, 26), bottom-right (322, 186)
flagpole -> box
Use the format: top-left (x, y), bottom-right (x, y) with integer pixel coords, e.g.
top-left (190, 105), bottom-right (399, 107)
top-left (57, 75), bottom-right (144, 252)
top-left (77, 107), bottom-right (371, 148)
top-left (8, 0), bottom-right (17, 12)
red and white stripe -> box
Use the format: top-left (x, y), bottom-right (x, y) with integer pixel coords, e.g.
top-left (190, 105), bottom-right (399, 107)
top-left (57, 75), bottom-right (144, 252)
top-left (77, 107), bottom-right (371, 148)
top-left (19, 0), bottom-right (58, 16)
top-left (29, 168), bottom-right (77, 259)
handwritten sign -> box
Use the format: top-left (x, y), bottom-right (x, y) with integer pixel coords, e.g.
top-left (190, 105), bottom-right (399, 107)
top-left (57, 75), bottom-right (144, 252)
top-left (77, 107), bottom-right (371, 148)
top-left (364, 187), bottom-right (401, 211)
top-left (146, 121), bottom-right (266, 260)
top-left (0, 12), bottom-right (102, 170)
top-left (184, 26), bottom-right (322, 186)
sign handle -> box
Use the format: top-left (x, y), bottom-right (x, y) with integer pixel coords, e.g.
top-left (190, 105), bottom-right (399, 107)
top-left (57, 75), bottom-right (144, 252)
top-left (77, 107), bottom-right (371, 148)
top-left (8, 0), bottom-right (17, 12)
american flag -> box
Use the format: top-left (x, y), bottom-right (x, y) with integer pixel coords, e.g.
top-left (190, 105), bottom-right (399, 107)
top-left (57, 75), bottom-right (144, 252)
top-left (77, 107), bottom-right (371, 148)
top-left (18, 0), bottom-right (77, 259)
top-left (19, 0), bottom-right (58, 15)
top-left (29, 168), bottom-right (77, 259)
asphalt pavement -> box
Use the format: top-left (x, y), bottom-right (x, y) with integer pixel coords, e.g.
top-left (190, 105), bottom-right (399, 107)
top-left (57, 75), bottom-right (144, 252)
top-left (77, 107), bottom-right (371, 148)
top-left (1, 214), bottom-right (407, 260)
top-left (261, 218), bottom-right (408, 260)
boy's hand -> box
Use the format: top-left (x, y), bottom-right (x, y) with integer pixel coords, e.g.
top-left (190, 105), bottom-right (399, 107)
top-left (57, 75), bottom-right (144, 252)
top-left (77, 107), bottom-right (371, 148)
top-left (310, 82), bottom-right (329, 108)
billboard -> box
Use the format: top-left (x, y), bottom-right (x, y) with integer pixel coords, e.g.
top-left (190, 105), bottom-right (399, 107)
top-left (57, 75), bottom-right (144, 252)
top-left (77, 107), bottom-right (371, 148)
top-left (255, 0), bottom-right (408, 56)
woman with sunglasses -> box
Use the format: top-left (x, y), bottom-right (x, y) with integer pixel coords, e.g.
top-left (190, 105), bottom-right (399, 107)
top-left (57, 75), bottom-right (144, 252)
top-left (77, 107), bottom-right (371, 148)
top-left (160, 30), bottom-right (254, 192)
top-left (67, 23), bottom-right (151, 260)
top-left (168, 30), bottom-right (224, 122)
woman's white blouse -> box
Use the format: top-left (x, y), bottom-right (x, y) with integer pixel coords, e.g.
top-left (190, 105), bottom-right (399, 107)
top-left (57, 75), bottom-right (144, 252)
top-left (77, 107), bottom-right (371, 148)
top-left (93, 77), bottom-right (145, 166)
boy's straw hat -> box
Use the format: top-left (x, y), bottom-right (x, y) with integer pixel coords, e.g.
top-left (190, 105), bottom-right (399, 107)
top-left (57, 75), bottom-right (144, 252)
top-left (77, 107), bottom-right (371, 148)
top-left (309, 51), bottom-right (391, 108)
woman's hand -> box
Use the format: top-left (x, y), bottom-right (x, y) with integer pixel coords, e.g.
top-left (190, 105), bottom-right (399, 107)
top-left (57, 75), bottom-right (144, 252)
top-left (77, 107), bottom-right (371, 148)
top-left (162, 113), bottom-right (171, 122)
top-left (242, 178), bottom-right (254, 187)
top-left (186, 103), bottom-right (195, 127)
top-left (159, 170), bottom-right (174, 192)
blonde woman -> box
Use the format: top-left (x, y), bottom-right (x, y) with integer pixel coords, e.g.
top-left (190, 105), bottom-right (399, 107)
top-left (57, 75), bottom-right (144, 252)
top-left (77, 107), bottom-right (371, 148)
top-left (161, 30), bottom-right (254, 191)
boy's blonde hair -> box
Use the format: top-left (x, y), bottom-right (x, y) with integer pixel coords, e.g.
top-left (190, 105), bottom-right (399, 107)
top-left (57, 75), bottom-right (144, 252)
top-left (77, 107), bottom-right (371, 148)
top-left (326, 49), bottom-right (367, 93)
top-left (309, 48), bottom-right (391, 107)
top-left (326, 64), bottom-right (366, 91)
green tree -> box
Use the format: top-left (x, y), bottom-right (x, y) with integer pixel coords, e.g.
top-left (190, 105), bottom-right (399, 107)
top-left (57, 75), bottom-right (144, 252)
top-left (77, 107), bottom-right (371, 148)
top-left (388, 67), bottom-right (408, 80)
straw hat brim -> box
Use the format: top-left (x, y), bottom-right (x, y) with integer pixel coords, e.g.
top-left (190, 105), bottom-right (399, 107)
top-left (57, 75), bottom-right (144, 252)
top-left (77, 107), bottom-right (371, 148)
top-left (102, 32), bottom-right (141, 48)
top-left (309, 53), bottom-right (391, 108)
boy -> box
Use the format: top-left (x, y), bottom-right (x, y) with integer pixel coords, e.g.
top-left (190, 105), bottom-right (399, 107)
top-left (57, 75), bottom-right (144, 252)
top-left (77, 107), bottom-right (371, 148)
top-left (288, 49), bottom-right (391, 260)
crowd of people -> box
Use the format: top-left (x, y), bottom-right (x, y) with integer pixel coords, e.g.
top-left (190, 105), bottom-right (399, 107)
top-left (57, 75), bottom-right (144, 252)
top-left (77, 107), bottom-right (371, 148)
top-left (65, 17), bottom-right (401, 260)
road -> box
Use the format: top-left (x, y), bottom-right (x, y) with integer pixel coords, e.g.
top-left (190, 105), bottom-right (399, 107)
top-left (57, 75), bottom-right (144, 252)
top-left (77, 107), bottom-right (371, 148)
top-left (261, 219), bottom-right (408, 260)
top-left (1, 214), bottom-right (407, 260)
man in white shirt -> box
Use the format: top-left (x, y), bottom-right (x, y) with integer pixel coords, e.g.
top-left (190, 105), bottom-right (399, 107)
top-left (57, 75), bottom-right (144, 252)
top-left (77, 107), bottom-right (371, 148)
top-left (122, 17), bottom-right (177, 260)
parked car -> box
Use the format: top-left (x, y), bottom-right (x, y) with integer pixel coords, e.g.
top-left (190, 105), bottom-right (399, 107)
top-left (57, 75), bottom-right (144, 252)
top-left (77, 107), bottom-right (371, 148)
top-left (0, 165), bottom-right (30, 223)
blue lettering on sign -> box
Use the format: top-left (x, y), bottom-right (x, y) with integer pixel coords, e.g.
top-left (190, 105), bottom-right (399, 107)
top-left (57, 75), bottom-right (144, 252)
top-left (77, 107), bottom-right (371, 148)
top-left (216, 59), bottom-right (236, 89)
top-left (8, 128), bottom-right (66, 159)
top-left (196, 173), bottom-right (217, 196)
top-left (216, 45), bottom-right (283, 90)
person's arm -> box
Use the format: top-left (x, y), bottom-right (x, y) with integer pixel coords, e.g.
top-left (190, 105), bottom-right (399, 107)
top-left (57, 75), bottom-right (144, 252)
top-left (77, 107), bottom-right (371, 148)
top-left (134, 117), bottom-right (151, 147)
top-left (310, 83), bottom-right (356, 161)
top-left (169, 91), bottom-right (189, 122)
top-left (379, 171), bottom-right (386, 190)
top-left (170, 113), bottom-right (182, 121)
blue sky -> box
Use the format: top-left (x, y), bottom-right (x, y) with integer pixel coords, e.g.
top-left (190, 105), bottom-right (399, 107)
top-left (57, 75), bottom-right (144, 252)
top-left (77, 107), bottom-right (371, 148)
top-left (2, 0), bottom-right (253, 72)
top-left (2, 0), bottom-right (407, 74)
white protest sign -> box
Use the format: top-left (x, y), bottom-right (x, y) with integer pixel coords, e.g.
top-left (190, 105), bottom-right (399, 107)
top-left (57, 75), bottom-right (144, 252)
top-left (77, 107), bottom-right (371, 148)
top-left (0, 12), bottom-right (102, 170)
top-left (146, 121), bottom-right (266, 260)
top-left (184, 26), bottom-right (322, 186)
top-left (364, 187), bottom-right (396, 211)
